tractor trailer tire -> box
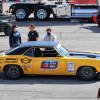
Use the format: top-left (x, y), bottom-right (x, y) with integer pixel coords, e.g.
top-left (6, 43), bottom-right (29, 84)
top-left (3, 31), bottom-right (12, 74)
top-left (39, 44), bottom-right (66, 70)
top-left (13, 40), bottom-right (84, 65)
top-left (34, 6), bottom-right (50, 21)
top-left (14, 5), bottom-right (30, 21)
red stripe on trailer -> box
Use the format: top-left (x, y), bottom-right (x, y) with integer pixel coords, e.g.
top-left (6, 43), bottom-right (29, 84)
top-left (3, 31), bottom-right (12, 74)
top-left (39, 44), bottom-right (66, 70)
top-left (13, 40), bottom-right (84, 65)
top-left (2, 0), bottom-right (6, 1)
top-left (31, 0), bottom-right (35, 1)
top-left (68, 0), bottom-right (97, 4)
top-left (16, 0), bottom-right (21, 1)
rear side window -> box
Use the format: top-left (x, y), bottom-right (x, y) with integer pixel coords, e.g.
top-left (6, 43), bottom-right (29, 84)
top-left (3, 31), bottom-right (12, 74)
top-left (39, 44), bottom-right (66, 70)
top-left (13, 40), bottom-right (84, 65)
top-left (24, 49), bottom-right (34, 57)
top-left (5, 47), bottom-right (30, 55)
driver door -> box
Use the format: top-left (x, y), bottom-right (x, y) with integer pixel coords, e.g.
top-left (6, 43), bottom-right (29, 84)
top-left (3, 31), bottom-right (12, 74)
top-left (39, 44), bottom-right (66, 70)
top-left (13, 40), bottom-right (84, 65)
top-left (32, 48), bottom-right (67, 75)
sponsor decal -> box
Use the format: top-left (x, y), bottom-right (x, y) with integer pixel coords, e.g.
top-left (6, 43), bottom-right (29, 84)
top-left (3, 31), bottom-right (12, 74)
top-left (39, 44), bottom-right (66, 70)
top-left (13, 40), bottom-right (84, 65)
top-left (21, 58), bottom-right (31, 64)
top-left (68, 62), bottom-right (74, 72)
top-left (22, 65), bottom-right (28, 71)
top-left (4, 61), bottom-right (18, 63)
top-left (0, 61), bottom-right (3, 63)
top-left (6, 58), bottom-right (18, 60)
top-left (27, 65), bottom-right (32, 68)
top-left (41, 59), bottom-right (59, 70)
top-left (0, 59), bottom-right (4, 60)
top-left (0, 59), bottom-right (4, 63)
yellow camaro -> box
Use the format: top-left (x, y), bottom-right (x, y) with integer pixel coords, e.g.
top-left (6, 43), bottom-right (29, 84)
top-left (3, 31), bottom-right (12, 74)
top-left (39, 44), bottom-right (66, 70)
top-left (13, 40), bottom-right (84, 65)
top-left (0, 41), bottom-right (100, 80)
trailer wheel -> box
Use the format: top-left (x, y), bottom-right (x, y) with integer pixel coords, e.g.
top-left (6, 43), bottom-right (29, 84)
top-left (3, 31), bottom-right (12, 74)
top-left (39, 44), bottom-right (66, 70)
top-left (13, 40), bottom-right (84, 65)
top-left (4, 23), bottom-right (12, 36)
top-left (34, 6), bottom-right (50, 21)
top-left (14, 5), bottom-right (30, 21)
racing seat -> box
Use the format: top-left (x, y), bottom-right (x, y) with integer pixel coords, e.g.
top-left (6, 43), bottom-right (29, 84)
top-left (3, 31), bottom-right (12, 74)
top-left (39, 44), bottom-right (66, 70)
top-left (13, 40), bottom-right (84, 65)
top-left (34, 48), bottom-right (43, 57)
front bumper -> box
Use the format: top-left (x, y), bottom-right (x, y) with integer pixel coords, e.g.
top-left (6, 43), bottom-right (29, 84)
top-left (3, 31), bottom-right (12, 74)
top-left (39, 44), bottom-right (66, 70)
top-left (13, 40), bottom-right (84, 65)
top-left (0, 13), bottom-right (15, 23)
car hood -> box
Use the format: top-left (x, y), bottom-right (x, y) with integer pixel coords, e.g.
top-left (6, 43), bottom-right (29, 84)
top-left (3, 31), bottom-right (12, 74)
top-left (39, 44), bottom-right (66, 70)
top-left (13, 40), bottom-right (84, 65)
top-left (67, 51), bottom-right (100, 59)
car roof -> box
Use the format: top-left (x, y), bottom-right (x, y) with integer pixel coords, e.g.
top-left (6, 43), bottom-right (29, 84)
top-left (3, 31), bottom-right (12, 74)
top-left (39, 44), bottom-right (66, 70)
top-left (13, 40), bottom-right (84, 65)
top-left (19, 41), bottom-right (59, 48)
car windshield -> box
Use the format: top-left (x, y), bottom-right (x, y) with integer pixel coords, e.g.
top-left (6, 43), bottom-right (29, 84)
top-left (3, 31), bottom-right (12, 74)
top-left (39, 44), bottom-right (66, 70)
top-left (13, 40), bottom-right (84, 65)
top-left (55, 44), bottom-right (69, 57)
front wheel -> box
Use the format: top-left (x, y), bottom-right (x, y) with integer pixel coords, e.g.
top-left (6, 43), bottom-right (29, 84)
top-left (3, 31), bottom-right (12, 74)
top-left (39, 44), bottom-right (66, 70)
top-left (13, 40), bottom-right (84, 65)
top-left (34, 6), bottom-right (50, 21)
top-left (78, 66), bottom-right (96, 81)
top-left (4, 65), bottom-right (22, 79)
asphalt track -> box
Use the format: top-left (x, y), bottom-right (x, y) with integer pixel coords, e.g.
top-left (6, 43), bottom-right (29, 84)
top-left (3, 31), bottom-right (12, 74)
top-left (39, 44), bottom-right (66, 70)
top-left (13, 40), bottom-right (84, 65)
top-left (0, 17), bottom-right (100, 100)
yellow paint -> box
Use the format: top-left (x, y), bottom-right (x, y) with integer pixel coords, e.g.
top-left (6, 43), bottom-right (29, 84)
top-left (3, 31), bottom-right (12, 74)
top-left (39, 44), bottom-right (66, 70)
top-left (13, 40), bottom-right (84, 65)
top-left (0, 50), bottom-right (100, 76)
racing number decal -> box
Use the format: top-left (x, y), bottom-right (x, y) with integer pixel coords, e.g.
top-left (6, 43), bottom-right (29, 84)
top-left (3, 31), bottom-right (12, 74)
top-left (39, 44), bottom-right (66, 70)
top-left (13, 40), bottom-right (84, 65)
top-left (41, 59), bottom-right (59, 70)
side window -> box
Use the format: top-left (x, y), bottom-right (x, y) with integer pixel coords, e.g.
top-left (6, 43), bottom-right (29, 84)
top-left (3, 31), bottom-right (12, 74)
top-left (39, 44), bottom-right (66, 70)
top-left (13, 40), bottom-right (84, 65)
top-left (34, 48), bottom-right (43, 57)
top-left (42, 48), bottom-right (60, 57)
top-left (24, 49), bottom-right (34, 57)
top-left (33, 48), bottom-right (58, 57)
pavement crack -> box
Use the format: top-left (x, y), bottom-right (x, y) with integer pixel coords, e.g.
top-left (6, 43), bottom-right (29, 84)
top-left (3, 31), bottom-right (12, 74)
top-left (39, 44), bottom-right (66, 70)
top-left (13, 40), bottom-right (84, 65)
top-left (59, 32), bottom-right (62, 38)
top-left (73, 23), bottom-right (83, 34)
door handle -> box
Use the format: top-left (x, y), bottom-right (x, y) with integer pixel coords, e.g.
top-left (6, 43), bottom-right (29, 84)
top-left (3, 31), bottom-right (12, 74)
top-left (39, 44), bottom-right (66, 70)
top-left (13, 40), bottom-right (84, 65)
top-left (33, 60), bottom-right (38, 61)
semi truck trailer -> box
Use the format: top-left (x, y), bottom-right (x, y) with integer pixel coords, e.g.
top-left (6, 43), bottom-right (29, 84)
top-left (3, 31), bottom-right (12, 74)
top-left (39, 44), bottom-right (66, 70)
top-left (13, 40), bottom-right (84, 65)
top-left (5, 0), bottom-right (100, 21)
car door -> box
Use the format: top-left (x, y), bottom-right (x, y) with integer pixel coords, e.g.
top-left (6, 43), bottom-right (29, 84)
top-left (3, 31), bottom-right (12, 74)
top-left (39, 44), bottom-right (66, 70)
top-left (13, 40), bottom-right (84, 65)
top-left (32, 57), bottom-right (67, 75)
top-left (32, 48), bottom-right (67, 75)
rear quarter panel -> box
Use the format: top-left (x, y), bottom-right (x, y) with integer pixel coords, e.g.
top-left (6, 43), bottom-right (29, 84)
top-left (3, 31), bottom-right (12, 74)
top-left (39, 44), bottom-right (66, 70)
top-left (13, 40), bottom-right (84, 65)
top-left (1, 55), bottom-right (33, 74)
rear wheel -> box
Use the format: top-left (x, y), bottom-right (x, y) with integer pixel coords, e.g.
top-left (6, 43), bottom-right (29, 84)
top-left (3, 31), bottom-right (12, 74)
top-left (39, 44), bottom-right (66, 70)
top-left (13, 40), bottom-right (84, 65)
top-left (34, 6), bottom-right (50, 21)
top-left (78, 66), bottom-right (96, 81)
top-left (4, 23), bottom-right (12, 36)
top-left (4, 65), bottom-right (22, 79)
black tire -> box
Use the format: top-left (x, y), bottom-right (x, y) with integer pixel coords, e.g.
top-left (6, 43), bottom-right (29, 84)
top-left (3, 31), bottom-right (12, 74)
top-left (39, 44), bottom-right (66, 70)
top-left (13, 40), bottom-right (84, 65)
top-left (4, 23), bottom-right (12, 36)
top-left (14, 5), bottom-right (30, 21)
top-left (4, 65), bottom-right (22, 79)
top-left (97, 15), bottom-right (100, 27)
top-left (34, 6), bottom-right (50, 21)
top-left (98, 21), bottom-right (100, 27)
top-left (78, 66), bottom-right (96, 81)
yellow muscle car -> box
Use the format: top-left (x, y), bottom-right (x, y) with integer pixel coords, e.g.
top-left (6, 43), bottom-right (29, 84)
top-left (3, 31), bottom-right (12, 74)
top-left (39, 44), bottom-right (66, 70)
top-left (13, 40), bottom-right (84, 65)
top-left (0, 41), bottom-right (100, 80)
